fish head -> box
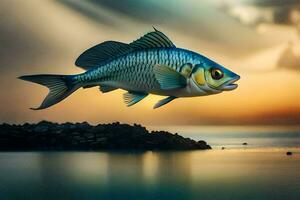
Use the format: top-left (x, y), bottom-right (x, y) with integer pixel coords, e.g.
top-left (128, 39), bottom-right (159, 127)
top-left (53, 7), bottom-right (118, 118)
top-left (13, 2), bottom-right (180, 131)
top-left (190, 60), bottom-right (240, 94)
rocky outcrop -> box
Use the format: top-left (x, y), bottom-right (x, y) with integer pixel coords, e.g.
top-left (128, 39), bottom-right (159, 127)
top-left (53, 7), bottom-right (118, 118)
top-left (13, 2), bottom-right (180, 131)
top-left (0, 121), bottom-right (211, 151)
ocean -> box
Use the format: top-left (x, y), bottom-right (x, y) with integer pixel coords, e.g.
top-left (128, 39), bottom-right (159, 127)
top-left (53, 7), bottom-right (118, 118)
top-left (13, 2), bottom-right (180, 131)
top-left (0, 125), bottom-right (299, 200)
top-left (150, 125), bottom-right (300, 149)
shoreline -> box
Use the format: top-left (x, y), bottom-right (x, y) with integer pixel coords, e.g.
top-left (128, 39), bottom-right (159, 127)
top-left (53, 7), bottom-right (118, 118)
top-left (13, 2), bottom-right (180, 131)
top-left (0, 121), bottom-right (211, 151)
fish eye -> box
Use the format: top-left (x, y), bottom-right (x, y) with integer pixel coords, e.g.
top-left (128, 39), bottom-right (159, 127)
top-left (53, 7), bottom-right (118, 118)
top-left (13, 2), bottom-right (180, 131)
top-left (211, 68), bottom-right (223, 80)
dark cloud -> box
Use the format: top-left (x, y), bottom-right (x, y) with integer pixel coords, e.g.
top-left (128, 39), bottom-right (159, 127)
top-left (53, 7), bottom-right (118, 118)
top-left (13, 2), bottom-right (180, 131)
top-left (57, 0), bottom-right (172, 27)
top-left (248, 0), bottom-right (300, 7)
top-left (273, 6), bottom-right (300, 26)
top-left (57, 0), bottom-right (119, 27)
top-left (88, 0), bottom-right (170, 23)
top-left (58, 0), bottom-right (278, 57)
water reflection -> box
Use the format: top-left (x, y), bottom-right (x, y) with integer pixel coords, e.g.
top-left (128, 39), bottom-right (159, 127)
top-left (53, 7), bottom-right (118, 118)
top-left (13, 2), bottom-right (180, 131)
top-left (0, 150), bottom-right (300, 199)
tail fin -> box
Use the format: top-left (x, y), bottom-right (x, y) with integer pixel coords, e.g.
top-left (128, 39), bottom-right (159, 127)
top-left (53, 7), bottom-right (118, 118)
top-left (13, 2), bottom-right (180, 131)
top-left (19, 74), bottom-right (78, 110)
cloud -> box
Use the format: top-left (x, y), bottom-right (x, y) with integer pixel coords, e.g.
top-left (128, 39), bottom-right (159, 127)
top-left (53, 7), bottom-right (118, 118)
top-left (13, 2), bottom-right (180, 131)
top-left (57, 0), bottom-right (172, 27)
top-left (218, 2), bottom-right (272, 26)
top-left (58, 0), bottom-right (283, 57)
top-left (219, 0), bottom-right (300, 72)
top-left (220, 0), bottom-right (300, 29)
top-left (277, 43), bottom-right (300, 71)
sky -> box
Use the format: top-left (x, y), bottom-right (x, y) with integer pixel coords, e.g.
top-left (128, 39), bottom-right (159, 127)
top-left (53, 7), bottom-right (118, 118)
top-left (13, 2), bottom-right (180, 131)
top-left (0, 0), bottom-right (299, 125)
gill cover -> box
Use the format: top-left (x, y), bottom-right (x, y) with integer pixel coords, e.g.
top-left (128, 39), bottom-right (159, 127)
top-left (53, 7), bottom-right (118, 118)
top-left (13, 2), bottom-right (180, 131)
top-left (191, 65), bottom-right (206, 86)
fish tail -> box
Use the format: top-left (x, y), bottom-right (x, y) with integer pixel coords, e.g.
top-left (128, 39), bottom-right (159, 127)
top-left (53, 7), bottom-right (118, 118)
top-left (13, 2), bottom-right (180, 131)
top-left (18, 74), bottom-right (79, 110)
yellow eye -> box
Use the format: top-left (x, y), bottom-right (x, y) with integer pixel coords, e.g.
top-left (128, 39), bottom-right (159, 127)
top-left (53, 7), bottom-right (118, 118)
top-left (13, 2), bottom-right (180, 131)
top-left (211, 68), bottom-right (223, 80)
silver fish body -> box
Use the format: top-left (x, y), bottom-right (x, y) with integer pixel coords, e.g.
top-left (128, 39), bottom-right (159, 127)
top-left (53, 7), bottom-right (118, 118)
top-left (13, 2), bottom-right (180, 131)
top-left (19, 29), bottom-right (240, 110)
top-left (74, 48), bottom-right (203, 97)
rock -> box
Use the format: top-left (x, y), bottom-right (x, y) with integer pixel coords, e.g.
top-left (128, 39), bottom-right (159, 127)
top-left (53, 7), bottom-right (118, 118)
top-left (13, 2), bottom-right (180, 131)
top-left (242, 142), bottom-right (248, 145)
top-left (221, 147), bottom-right (225, 150)
top-left (33, 125), bottom-right (49, 133)
top-left (76, 121), bottom-right (90, 129)
top-left (0, 122), bottom-right (211, 151)
top-left (286, 151), bottom-right (292, 156)
top-left (197, 140), bottom-right (207, 145)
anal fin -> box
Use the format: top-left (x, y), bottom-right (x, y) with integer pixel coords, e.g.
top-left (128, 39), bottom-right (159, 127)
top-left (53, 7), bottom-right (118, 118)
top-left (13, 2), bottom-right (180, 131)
top-left (153, 96), bottom-right (177, 109)
top-left (123, 92), bottom-right (148, 107)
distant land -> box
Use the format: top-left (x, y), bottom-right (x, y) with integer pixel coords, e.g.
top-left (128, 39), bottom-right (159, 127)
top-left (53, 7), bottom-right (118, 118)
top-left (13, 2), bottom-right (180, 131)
top-left (0, 121), bottom-right (211, 151)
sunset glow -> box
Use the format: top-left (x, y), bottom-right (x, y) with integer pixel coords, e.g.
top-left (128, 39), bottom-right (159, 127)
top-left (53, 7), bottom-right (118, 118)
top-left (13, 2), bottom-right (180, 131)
top-left (1, 0), bottom-right (299, 125)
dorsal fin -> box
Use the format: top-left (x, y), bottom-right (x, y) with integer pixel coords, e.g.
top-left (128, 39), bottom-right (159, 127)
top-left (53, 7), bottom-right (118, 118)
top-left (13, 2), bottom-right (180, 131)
top-left (129, 29), bottom-right (175, 49)
top-left (75, 29), bottom-right (175, 70)
top-left (75, 41), bottom-right (134, 70)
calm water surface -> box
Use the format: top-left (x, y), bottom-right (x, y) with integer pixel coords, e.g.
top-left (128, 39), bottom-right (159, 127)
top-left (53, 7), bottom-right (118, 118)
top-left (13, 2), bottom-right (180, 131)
top-left (0, 126), bottom-right (300, 200)
top-left (150, 125), bottom-right (300, 148)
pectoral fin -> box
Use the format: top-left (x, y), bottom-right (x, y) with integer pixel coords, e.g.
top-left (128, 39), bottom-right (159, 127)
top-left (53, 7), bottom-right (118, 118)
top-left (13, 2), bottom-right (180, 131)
top-left (153, 96), bottom-right (177, 109)
top-left (123, 92), bottom-right (148, 107)
top-left (153, 64), bottom-right (187, 90)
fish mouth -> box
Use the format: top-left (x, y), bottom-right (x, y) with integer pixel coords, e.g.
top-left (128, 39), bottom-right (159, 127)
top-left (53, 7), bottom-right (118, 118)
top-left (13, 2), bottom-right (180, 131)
top-left (220, 76), bottom-right (240, 91)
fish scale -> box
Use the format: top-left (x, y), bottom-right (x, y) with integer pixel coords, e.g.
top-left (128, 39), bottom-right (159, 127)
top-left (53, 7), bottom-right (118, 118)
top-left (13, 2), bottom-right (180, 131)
top-left (79, 48), bottom-right (195, 93)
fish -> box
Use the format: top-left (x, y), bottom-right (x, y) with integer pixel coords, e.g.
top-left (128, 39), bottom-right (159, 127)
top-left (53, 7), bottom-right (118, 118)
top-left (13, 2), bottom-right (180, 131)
top-left (19, 28), bottom-right (240, 110)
